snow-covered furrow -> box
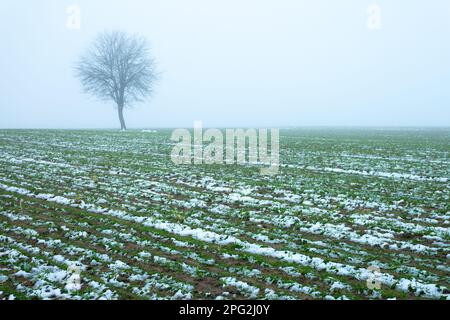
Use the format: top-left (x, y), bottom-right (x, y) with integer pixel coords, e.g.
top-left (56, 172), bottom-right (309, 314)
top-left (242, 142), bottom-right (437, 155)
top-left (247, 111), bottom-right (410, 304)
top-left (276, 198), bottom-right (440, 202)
top-left (1, 183), bottom-right (448, 299)
top-left (285, 165), bottom-right (448, 183)
top-left (1, 200), bottom-right (322, 299)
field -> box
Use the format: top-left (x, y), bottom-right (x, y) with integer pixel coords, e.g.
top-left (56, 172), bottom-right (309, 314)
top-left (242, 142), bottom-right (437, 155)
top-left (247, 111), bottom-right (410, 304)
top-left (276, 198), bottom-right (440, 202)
top-left (0, 128), bottom-right (448, 300)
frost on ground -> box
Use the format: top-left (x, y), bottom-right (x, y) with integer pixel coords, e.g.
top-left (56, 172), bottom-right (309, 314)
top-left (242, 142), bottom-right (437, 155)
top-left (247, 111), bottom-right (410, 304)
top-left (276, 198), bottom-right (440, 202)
top-left (0, 129), bottom-right (448, 300)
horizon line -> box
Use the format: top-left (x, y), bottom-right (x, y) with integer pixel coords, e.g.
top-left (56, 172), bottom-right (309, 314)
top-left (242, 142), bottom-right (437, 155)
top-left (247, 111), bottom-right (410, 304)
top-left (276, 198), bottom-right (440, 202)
top-left (1, 126), bottom-right (449, 130)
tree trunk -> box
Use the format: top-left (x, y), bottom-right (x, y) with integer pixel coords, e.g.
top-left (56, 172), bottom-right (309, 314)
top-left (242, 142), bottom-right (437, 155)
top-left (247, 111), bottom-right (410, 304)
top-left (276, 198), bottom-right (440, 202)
top-left (118, 105), bottom-right (127, 131)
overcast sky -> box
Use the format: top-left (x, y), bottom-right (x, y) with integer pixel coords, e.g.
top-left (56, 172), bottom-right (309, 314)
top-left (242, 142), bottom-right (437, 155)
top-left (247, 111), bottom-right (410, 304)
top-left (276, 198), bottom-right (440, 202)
top-left (1, 0), bottom-right (449, 128)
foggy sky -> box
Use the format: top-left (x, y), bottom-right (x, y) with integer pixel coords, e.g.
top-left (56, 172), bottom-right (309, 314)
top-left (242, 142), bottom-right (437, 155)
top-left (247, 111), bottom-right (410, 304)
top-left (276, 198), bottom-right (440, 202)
top-left (1, 0), bottom-right (450, 128)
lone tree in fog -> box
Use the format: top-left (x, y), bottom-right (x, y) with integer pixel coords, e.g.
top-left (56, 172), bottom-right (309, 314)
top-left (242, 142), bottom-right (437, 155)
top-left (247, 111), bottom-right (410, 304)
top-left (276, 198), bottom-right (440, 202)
top-left (76, 31), bottom-right (157, 130)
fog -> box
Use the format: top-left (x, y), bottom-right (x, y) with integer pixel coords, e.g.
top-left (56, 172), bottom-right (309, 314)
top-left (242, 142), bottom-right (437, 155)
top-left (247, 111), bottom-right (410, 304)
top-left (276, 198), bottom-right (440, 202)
top-left (1, 0), bottom-right (449, 128)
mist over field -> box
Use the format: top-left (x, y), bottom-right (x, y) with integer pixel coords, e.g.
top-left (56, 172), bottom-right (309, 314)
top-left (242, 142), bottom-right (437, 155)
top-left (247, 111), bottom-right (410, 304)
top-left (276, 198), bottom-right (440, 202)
top-left (1, 0), bottom-right (450, 128)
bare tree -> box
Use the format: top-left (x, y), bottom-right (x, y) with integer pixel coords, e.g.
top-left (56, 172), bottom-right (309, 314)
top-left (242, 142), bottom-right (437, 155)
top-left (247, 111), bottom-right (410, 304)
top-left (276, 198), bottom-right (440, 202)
top-left (76, 31), bottom-right (157, 130)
